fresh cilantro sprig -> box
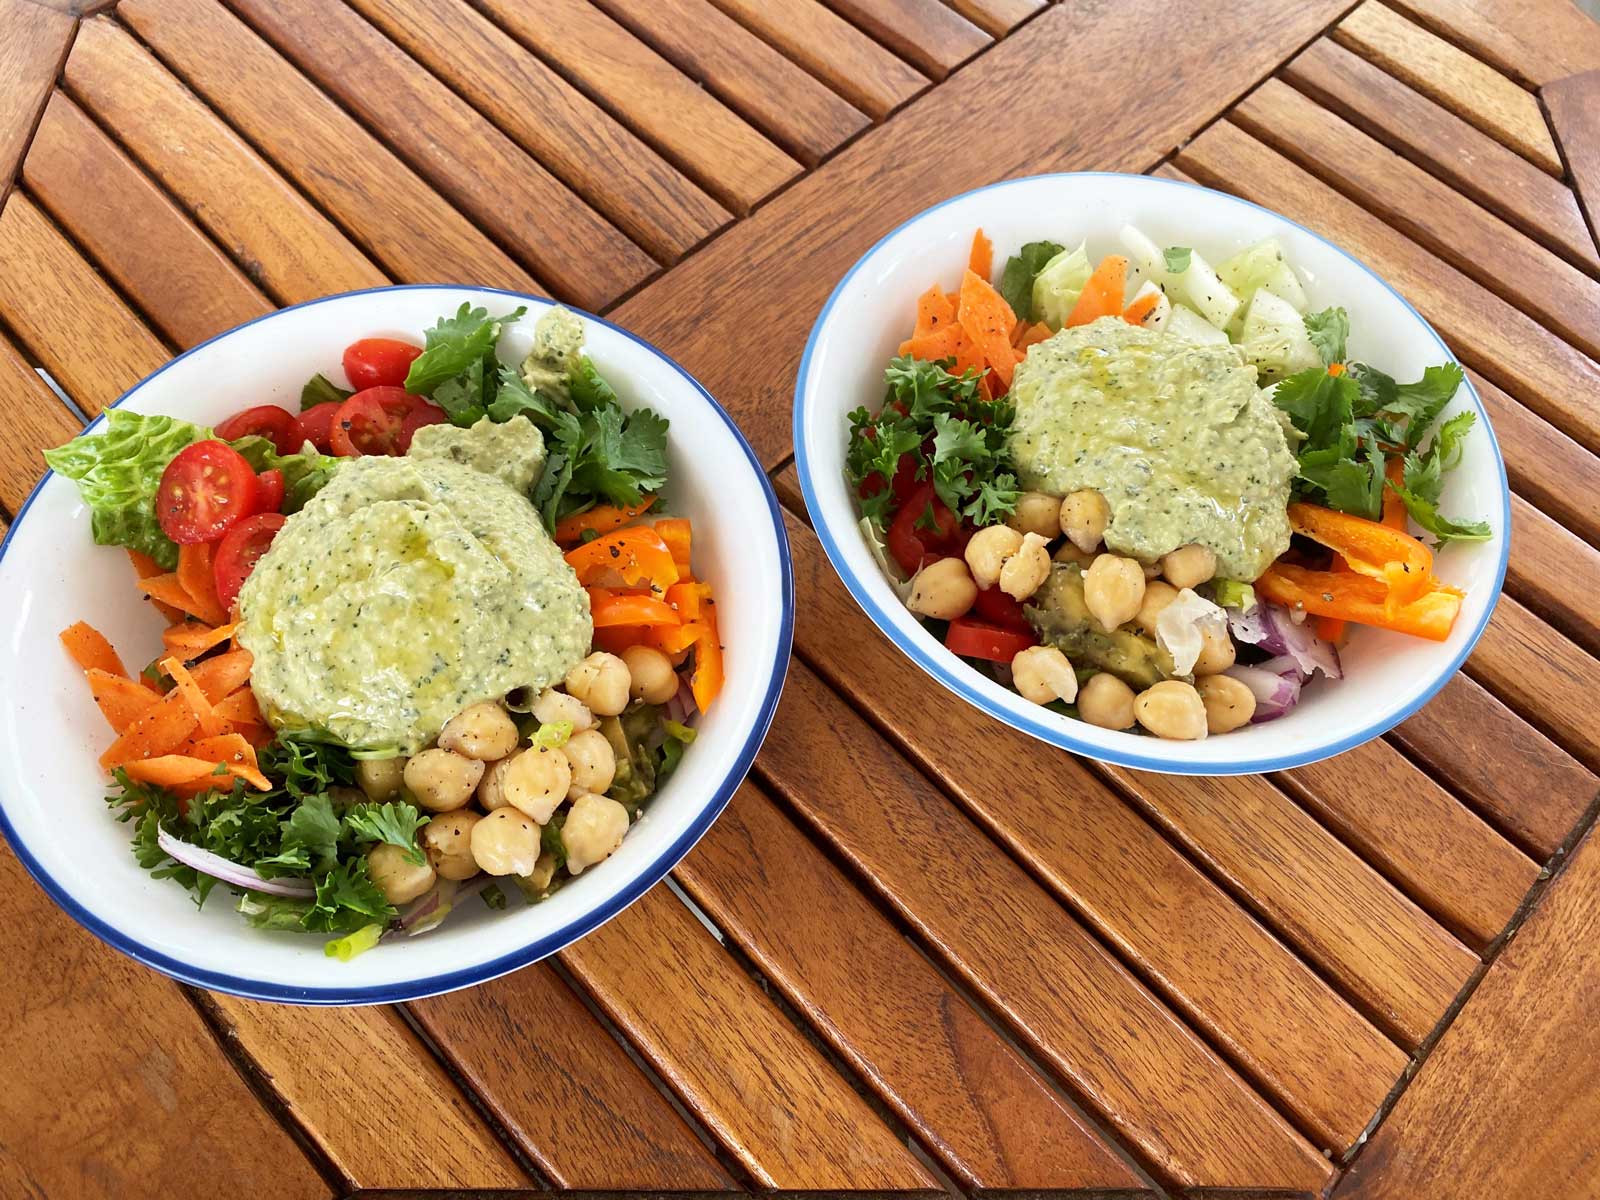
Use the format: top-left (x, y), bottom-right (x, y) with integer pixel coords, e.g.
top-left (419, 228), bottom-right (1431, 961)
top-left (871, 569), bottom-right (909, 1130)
top-left (403, 303), bottom-right (528, 426)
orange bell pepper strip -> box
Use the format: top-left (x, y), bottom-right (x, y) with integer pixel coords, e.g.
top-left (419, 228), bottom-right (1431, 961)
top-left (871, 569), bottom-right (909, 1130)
top-left (553, 497), bottom-right (657, 548)
top-left (1288, 502), bottom-right (1435, 610)
top-left (957, 269), bottom-right (1019, 389)
top-left (1256, 562), bottom-right (1462, 642)
top-left (967, 228), bottom-right (993, 280)
top-left (1066, 255), bottom-right (1129, 327)
top-left (565, 527), bottom-right (680, 593)
top-left (1381, 457), bottom-right (1407, 531)
top-left (588, 588), bottom-right (682, 628)
top-left (688, 594), bottom-right (724, 712)
top-left (654, 518), bottom-right (692, 575)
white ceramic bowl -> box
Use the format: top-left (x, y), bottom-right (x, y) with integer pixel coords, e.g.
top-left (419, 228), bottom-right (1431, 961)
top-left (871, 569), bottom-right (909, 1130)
top-left (794, 173), bottom-right (1508, 775)
top-left (0, 285), bottom-right (792, 1003)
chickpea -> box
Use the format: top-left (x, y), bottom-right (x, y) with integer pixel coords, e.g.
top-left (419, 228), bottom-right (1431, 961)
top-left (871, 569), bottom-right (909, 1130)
top-left (564, 652), bottom-right (631, 717)
top-left (1192, 624), bottom-right (1237, 676)
top-left (367, 841), bottom-right (435, 905)
top-left (999, 532), bottom-right (1051, 601)
top-left (438, 701), bottom-right (518, 761)
top-left (477, 758), bottom-right (512, 811)
top-left (501, 744), bottom-right (572, 824)
top-left (470, 807), bottom-right (542, 876)
top-left (1140, 559), bottom-right (1163, 580)
top-left (1162, 543), bottom-right (1217, 590)
top-left (1077, 672), bottom-right (1137, 730)
top-left (562, 792), bottom-right (631, 875)
top-left (1196, 674), bottom-right (1256, 733)
top-left (421, 809), bottom-right (482, 881)
top-left (1059, 489), bottom-right (1110, 553)
top-left (908, 557), bottom-right (977, 620)
top-left (403, 748), bottom-right (485, 812)
top-left (532, 688), bottom-right (595, 733)
top-left (520, 850), bottom-right (560, 894)
top-left (356, 756), bottom-right (406, 802)
top-left (1053, 540), bottom-right (1096, 569)
top-left (1011, 645), bottom-right (1078, 705)
top-left (565, 728), bottom-right (617, 799)
top-left (1135, 580), bottom-right (1180, 638)
top-left (1083, 554), bottom-right (1146, 632)
top-left (1133, 680), bottom-right (1209, 740)
top-left (621, 644), bottom-right (678, 704)
top-left (964, 525), bottom-right (1023, 590)
top-left (1006, 491), bottom-right (1062, 539)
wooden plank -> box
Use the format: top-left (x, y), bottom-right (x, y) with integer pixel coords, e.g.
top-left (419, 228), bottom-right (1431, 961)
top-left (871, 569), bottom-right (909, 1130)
top-left (1277, 740), bottom-right (1539, 951)
top-left (63, 18), bottom-right (385, 303)
top-left (220, 0), bottom-right (648, 309)
top-left (0, 845), bottom-right (329, 1200)
top-left (23, 92), bottom-right (272, 349)
top-left (1545, 71), bottom-right (1600, 258)
top-left (610, 0), bottom-right (1352, 466)
top-left (474, 0), bottom-right (797, 214)
top-left (343, 0), bottom-right (728, 262)
top-left (943, 0), bottom-right (1043, 37)
top-left (1232, 78), bottom-right (1600, 360)
top-left (0, 329), bottom-right (81, 511)
top-left (816, 0), bottom-right (989, 79)
top-left (0, 0), bottom-right (74, 206)
top-left (409, 963), bottom-right (736, 1190)
top-left (759, 662), bottom-right (1334, 1192)
top-left (1386, 0), bottom-right (1600, 87)
top-left (703, 0), bottom-right (927, 120)
top-left (675, 781), bottom-right (1151, 1190)
top-left (1507, 491), bottom-right (1600, 658)
top-left (776, 499), bottom-right (1403, 1152)
top-left (1174, 121), bottom-right (1600, 456)
top-left (559, 885), bottom-right (940, 1191)
top-left (1393, 672), bottom-right (1597, 860)
top-left (206, 997), bottom-right (528, 1190)
top-left (591, 0), bottom-right (868, 166)
top-left (1333, 2), bottom-right (1563, 174)
top-left (0, 191), bottom-right (167, 413)
top-left (1333, 821), bottom-right (1600, 1200)
top-left (1282, 39), bottom-right (1600, 275)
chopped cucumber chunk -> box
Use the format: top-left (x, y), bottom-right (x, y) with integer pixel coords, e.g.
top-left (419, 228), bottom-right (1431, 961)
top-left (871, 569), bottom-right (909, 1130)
top-left (1031, 241), bottom-right (1092, 330)
top-left (1217, 237), bottom-right (1309, 312)
top-left (1238, 288), bottom-right (1321, 380)
top-left (1164, 304), bottom-right (1229, 346)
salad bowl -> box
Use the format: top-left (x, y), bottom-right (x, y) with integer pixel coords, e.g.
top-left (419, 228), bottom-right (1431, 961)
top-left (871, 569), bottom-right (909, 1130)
top-left (793, 172), bottom-right (1509, 775)
top-left (0, 285), bottom-right (793, 1003)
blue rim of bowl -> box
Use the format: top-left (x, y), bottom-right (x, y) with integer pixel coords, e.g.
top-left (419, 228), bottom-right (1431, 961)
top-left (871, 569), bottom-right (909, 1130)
top-left (793, 172), bottom-right (1511, 776)
top-left (0, 283), bottom-right (794, 1004)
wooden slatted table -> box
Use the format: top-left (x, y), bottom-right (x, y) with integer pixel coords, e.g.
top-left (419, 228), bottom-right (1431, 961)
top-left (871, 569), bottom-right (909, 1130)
top-left (3, 1), bottom-right (1599, 1196)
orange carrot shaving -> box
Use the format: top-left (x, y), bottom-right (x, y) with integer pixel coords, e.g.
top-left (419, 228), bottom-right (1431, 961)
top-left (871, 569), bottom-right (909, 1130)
top-left (1122, 290), bottom-right (1161, 326)
top-left (86, 668), bottom-right (158, 733)
top-left (898, 323), bottom-right (966, 362)
top-left (161, 620), bottom-right (238, 660)
top-left (177, 543), bottom-right (229, 625)
top-left (188, 733), bottom-right (271, 790)
top-left (553, 497), bottom-right (657, 548)
top-left (162, 656), bottom-right (227, 737)
top-left (1016, 322), bottom-right (1053, 351)
top-left (127, 549), bottom-right (185, 622)
top-left (1066, 255), bottom-right (1129, 327)
top-left (213, 687), bottom-right (264, 728)
top-left (957, 269), bottom-right (1020, 389)
top-left (122, 755), bottom-right (229, 790)
top-left (100, 688), bottom-right (200, 770)
top-left (59, 621), bottom-right (128, 677)
top-left (967, 228), bottom-right (993, 281)
top-left (187, 649), bottom-right (254, 703)
top-left (913, 286), bottom-right (957, 337)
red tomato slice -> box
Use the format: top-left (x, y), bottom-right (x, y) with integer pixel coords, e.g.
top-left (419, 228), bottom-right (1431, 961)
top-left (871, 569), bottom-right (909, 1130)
top-left (293, 402), bottom-right (339, 454)
top-left (156, 441), bottom-right (261, 544)
top-left (973, 585), bottom-right (1032, 631)
top-left (213, 513), bottom-right (287, 611)
top-left (944, 616), bottom-right (1037, 662)
top-left (343, 337), bottom-right (423, 391)
top-left (886, 484), bottom-right (965, 576)
top-left (330, 386), bottom-right (435, 456)
top-left (252, 468), bottom-right (285, 515)
top-left (397, 399), bottom-right (448, 451)
top-left (214, 404), bottom-right (300, 455)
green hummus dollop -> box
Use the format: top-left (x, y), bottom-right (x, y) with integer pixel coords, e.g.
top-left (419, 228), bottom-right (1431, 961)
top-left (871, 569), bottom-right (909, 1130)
top-left (238, 415), bottom-right (591, 753)
top-left (1007, 316), bottom-right (1296, 580)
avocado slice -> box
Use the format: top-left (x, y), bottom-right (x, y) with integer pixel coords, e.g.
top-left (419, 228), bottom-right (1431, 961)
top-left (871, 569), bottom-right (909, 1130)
top-left (1025, 562), bottom-right (1177, 689)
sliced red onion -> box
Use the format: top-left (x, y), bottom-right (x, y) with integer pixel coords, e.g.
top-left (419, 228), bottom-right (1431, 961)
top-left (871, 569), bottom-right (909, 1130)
top-left (1223, 663), bottom-right (1302, 723)
top-left (1228, 602), bottom-right (1342, 680)
top-left (156, 827), bottom-right (316, 898)
top-left (1226, 603), bottom-right (1271, 647)
top-left (664, 676), bottom-right (699, 726)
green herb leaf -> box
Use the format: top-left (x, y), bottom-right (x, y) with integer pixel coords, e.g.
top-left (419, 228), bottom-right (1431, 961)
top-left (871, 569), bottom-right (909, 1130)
top-left (301, 373), bottom-right (352, 410)
top-left (532, 401), bottom-right (670, 531)
top-left (403, 303), bottom-right (526, 397)
top-left (343, 800), bottom-right (430, 866)
top-left (1273, 367), bottom-right (1357, 450)
top-left (229, 436), bottom-right (341, 513)
top-left (486, 365), bottom-right (560, 426)
top-left (1163, 246), bottom-right (1193, 274)
top-left (1303, 307), bottom-right (1349, 366)
top-left (307, 857), bottom-right (396, 933)
top-left (430, 354), bottom-right (490, 427)
top-left (997, 240), bottom-right (1065, 323)
top-left (253, 793), bottom-right (342, 876)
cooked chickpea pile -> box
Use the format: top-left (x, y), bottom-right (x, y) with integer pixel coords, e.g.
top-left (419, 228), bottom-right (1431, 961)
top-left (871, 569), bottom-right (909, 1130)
top-left (364, 645), bottom-right (682, 905)
top-left (902, 487), bottom-right (1256, 740)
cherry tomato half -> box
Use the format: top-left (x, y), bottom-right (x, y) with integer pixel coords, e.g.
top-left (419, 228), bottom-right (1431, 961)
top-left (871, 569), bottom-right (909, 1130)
top-left (886, 484), bottom-right (966, 576)
top-left (343, 337), bottom-right (423, 391)
top-left (973, 585), bottom-right (1032, 631)
top-left (155, 440), bottom-right (261, 545)
top-left (293, 402), bottom-right (339, 454)
top-left (397, 399), bottom-right (448, 450)
top-left (330, 387), bottom-right (445, 456)
top-left (944, 616), bottom-right (1037, 662)
top-left (214, 404), bottom-right (301, 456)
top-left (252, 468), bottom-right (285, 515)
top-left (213, 513), bottom-right (287, 611)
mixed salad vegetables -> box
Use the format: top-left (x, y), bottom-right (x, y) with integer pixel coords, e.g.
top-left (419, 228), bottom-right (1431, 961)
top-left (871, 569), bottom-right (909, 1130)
top-left (47, 305), bottom-right (723, 956)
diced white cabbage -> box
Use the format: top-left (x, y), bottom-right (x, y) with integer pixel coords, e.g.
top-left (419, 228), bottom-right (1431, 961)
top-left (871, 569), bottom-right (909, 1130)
top-left (1216, 237), bottom-right (1309, 312)
top-left (1119, 225), bottom-right (1169, 290)
top-left (1126, 279), bottom-right (1170, 330)
top-left (1031, 241), bottom-right (1092, 330)
top-left (1163, 304), bottom-right (1229, 346)
top-left (1156, 588), bottom-right (1228, 677)
top-left (1171, 248), bottom-right (1241, 330)
top-left (1238, 288), bottom-right (1321, 381)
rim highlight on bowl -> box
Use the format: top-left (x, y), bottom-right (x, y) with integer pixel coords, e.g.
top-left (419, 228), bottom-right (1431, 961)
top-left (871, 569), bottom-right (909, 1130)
top-left (0, 284), bottom-right (793, 1004)
top-left (794, 173), bottom-right (1509, 776)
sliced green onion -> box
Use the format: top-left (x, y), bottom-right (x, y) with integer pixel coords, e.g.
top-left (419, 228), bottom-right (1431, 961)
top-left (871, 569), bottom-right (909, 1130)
top-left (664, 719), bottom-right (697, 744)
top-left (324, 922), bottom-right (385, 961)
top-left (531, 719), bottom-right (573, 749)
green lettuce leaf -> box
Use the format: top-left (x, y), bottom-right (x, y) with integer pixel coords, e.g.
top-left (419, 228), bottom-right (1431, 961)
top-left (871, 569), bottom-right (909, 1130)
top-left (229, 435), bottom-right (341, 513)
top-left (300, 373), bottom-right (351, 410)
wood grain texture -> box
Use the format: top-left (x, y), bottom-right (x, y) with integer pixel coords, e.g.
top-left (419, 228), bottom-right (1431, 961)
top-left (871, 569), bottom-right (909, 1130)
top-left (760, 663), bottom-right (1333, 1192)
top-left (206, 997), bottom-right (527, 1190)
top-left (1175, 121), bottom-right (1600, 456)
top-left (816, 0), bottom-right (989, 78)
top-left (1282, 38), bottom-right (1600, 275)
top-left (1387, 0), bottom-right (1600, 86)
top-left (1334, 821), bottom-right (1600, 1199)
top-left (473, 0), bottom-right (798, 214)
top-left (0, 0), bottom-right (74, 206)
top-left (777, 500), bottom-right (1402, 1153)
top-left (23, 92), bottom-right (272, 349)
top-left (344, 0), bottom-right (728, 262)
top-left (559, 885), bottom-right (939, 1191)
top-left (64, 17), bottom-right (385, 303)
top-left (0, 845), bottom-right (330, 1200)
top-left (1277, 740), bottom-right (1538, 950)
top-left (1468, 595), bottom-right (1600, 773)
top-left (1232, 78), bottom-right (1600, 360)
top-left (0, 329), bottom-right (81, 512)
top-left (704, 0), bottom-right (926, 119)
top-left (220, 0), bottom-right (647, 308)
top-left (676, 781), bottom-right (1150, 1190)
top-left (1506, 491), bottom-right (1600, 659)
top-left (942, 0), bottom-right (1043, 37)
top-left (1545, 71), bottom-right (1600, 259)
top-left (409, 963), bottom-right (735, 1190)
top-left (0, 191), bottom-right (167, 413)
top-left (1392, 672), bottom-right (1597, 859)
top-left (1334, 2), bottom-right (1562, 174)
top-left (611, 0), bottom-right (1351, 466)
top-left (591, 0), bottom-right (868, 165)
